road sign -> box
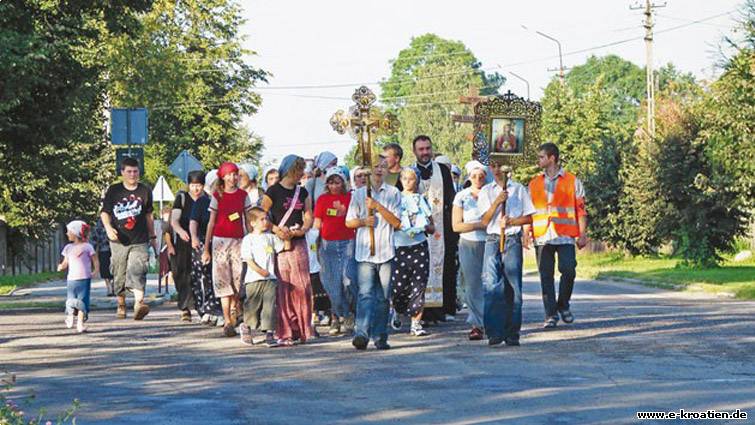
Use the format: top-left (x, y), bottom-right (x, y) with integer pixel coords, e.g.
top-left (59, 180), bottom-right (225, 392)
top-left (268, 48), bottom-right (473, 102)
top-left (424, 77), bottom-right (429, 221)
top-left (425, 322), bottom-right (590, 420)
top-left (115, 148), bottom-right (145, 176)
top-left (169, 150), bottom-right (203, 183)
top-left (111, 108), bottom-right (148, 145)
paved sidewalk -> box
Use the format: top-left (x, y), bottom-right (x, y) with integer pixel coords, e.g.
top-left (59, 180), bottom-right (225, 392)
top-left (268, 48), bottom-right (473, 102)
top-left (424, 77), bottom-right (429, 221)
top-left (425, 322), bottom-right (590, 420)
top-left (2, 275), bottom-right (754, 424)
top-left (2, 275), bottom-right (170, 310)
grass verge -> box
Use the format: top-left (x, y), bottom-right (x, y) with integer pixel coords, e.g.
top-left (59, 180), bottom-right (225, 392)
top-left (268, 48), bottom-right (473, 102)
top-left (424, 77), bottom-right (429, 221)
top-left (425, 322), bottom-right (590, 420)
top-left (523, 250), bottom-right (755, 299)
top-left (0, 271), bottom-right (65, 296)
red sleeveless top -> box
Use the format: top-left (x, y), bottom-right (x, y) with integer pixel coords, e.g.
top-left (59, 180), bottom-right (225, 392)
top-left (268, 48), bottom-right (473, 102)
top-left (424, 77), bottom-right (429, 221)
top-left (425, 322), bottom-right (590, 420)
top-left (211, 189), bottom-right (248, 238)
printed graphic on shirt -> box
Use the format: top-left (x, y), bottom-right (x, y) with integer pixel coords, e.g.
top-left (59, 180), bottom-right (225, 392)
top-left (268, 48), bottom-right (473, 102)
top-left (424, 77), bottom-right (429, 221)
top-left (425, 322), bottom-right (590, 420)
top-left (283, 196), bottom-right (304, 211)
top-left (112, 194), bottom-right (145, 230)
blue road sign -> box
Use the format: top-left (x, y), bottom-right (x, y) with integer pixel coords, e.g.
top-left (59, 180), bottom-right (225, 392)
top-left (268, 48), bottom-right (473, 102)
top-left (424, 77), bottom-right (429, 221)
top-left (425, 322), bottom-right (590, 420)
top-left (111, 108), bottom-right (148, 145)
top-left (169, 150), bottom-right (203, 183)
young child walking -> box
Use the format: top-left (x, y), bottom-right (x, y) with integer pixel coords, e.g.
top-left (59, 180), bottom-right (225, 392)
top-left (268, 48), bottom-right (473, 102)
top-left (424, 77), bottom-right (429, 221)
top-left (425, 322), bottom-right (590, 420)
top-left (58, 220), bottom-right (99, 333)
top-left (392, 167), bottom-right (434, 337)
top-left (239, 207), bottom-right (283, 347)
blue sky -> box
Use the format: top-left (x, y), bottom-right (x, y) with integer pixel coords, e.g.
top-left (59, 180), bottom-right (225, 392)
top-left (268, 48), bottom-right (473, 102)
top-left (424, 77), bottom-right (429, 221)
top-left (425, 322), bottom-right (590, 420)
top-left (240, 0), bottom-right (742, 165)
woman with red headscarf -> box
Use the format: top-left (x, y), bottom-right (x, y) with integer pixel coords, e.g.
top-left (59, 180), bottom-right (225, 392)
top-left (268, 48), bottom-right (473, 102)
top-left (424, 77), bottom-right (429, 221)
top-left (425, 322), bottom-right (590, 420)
top-left (202, 162), bottom-right (253, 337)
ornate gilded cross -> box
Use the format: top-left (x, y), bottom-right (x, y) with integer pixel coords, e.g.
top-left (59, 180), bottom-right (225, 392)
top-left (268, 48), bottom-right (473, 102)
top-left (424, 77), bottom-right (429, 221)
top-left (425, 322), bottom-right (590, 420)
top-left (452, 85), bottom-right (488, 142)
top-left (330, 86), bottom-right (400, 255)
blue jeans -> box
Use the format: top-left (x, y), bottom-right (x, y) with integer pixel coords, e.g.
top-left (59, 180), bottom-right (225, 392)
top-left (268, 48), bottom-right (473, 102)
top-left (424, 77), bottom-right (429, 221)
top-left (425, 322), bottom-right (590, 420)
top-left (482, 233), bottom-right (523, 341)
top-left (66, 278), bottom-right (92, 317)
top-left (319, 239), bottom-right (354, 318)
top-left (458, 239), bottom-right (485, 327)
top-left (355, 260), bottom-right (393, 343)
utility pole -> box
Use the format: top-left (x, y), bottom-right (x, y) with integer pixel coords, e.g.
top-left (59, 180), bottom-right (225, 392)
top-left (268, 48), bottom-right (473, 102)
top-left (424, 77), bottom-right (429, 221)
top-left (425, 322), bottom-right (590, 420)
top-left (521, 26), bottom-right (568, 84)
top-left (509, 71), bottom-right (530, 100)
top-left (631, 0), bottom-right (666, 138)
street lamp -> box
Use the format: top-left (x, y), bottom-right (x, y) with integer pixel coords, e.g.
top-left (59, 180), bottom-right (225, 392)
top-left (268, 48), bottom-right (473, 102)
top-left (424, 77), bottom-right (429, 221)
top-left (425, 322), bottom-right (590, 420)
top-left (521, 25), bottom-right (566, 84)
top-left (508, 71), bottom-right (530, 100)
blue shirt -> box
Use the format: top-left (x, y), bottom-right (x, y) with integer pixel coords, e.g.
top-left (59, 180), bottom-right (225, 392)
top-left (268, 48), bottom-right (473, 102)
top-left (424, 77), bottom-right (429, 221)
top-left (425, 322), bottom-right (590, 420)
top-left (394, 193), bottom-right (432, 248)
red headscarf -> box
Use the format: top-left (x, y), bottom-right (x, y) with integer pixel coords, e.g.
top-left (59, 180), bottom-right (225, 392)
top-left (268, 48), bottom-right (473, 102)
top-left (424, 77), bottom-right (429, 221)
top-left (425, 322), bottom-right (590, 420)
top-left (217, 162), bottom-right (239, 179)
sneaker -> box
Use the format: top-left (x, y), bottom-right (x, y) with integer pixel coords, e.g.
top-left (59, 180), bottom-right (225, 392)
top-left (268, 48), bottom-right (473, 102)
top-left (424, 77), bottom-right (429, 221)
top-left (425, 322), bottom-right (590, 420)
top-left (65, 313), bottom-right (74, 329)
top-left (504, 338), bottom-right (520, 347)
top-left (410, 320), bottom-right (428, 337)
top-left (328, 317), bottom-right (341, 336)
top-left (239, 325), bottom-right (253, 345)
top-left (200, 314), bottom-right (210, 324)
top-left (374, 339), bottom-right (391, 350)
top-left (390, 309), bottom-right (402, 331)
top-left (559, 310), bottom-right (574, 324)
top-left (116, 303), bottom-right (127, 319)
top-left (277, 338), bottom-right (294, 347)
top-left (444, 314), bottom-right (456, 322)
top-left (215, 316), bottom-right (225, 327)
top-left (76, 317), bottom-right (86, 333)
top-left (321, 314), bottom-right (331, 327)
top-left (180, 310), bottom-right (191, 322)
top-left (488, 336), bottom-right (504, 346)
top-left (468, 327), bottom-right (484, 341)
top-left (265, 331), bottom-right (278, 347)
top-left (342, 316), bottom-right (355, 334)
top-left (223, 324), bottom-right (237, 337)
top-left (543, 316), bottom-right (558, 329)
top-left (352, 334), bottom-right (368, 350)
top-left (133, 303), bottom-right (150, 320)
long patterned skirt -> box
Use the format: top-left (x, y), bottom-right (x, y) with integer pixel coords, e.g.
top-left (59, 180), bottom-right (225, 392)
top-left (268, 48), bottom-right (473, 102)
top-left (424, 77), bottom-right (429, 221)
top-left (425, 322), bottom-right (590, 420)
top-left (276, 238), bottom-right (314, 342)
top-left (191, 242), bottom-right (222, 317)
top-left (391, 241), bottom-right (430, 317)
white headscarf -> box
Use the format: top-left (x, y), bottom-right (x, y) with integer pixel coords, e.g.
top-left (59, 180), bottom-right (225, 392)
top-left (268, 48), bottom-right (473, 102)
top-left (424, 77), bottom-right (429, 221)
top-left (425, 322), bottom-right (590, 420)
top-left (66, 220), bottom-right (90, 241)
top-left (261, 166), bottom-right (278, 191)
top-left (204, 169), bottom-right (218, 195)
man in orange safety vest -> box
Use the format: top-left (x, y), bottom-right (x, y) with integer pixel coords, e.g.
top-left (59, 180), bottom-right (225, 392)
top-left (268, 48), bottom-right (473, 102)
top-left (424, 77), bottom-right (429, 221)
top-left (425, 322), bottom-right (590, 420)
top-left (525, 143), bottom-right (588, 329)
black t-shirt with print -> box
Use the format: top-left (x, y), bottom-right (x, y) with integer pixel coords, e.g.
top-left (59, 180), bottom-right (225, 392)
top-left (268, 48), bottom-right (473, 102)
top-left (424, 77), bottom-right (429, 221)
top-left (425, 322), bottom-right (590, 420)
top-left (102, 182), bottom-right (154, 246)
top-left (265, 182), bottom-right (308, 240)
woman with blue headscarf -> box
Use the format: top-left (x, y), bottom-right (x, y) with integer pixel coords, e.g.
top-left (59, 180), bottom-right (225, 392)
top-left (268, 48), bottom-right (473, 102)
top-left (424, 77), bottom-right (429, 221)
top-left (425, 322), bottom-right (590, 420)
top-left (261, 154), bottom-right (315, 345)
top-left (305, 151), bottom-right (338, 206)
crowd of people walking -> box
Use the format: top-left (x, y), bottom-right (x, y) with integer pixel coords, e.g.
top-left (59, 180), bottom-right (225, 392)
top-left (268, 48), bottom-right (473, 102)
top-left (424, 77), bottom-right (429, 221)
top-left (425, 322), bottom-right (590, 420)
top-left (59, 137), bottom-right (587, 350)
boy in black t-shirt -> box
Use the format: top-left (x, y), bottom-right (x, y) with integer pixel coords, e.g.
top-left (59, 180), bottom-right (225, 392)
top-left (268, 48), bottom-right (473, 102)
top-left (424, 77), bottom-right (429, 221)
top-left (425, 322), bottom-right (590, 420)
top-left (101, 157), bottom-right (158, 320)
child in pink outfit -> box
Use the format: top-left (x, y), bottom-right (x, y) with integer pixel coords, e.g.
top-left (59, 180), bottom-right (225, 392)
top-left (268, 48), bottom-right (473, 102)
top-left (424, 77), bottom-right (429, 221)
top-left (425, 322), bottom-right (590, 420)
top-left (58, 220), bottom-right (99, 333)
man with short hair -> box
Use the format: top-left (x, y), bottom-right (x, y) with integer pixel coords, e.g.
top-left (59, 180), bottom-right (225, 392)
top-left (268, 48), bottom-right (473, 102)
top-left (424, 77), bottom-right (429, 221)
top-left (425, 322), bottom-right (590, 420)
top-left (382, 143), bottom-right (403, 187)
top-left (526, 142), bottom-right (588, 329)
top-left (477, 160), bottom-right (535, 346)
top-left (101, 157), bottom-right (159, 320)
top-left (345, 157), bottom-right (401, 350)
top-left (407, 135), bottom-right (459, 322)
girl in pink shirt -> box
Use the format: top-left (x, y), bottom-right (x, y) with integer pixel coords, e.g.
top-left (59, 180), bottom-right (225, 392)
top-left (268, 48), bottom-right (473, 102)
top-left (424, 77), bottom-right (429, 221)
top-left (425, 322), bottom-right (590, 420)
top-left (58, 220), bottom-right (99, 333)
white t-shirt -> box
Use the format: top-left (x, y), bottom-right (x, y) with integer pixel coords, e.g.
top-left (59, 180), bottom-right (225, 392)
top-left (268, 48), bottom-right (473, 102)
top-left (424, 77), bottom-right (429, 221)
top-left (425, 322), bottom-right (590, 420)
top-left (477, 180), bottom-right (536, 236)
top-left (452, 188), bottom-right (487, 242)
top-left (306, 228), bottom-right (321, 274)
top-left (240, 232), bottom-right (284, 283)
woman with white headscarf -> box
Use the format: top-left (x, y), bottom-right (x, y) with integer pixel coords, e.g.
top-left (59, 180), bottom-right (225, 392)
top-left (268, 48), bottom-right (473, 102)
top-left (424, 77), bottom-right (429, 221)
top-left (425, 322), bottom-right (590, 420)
top-left (238, 163), bottom-right (264, 207)
top-left (305, 151), bottom-right (337, 206)
top-left (451, 161), bottom-right (488, 340)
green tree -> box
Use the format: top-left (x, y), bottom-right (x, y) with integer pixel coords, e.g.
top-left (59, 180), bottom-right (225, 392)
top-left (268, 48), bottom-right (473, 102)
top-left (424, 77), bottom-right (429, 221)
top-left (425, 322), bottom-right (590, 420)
top-left (379, 34), bottom-right (504, 167)
top-left (103, 0), bottom-right (268, 188)
top-left (0, 1), bottom-right (151, 240)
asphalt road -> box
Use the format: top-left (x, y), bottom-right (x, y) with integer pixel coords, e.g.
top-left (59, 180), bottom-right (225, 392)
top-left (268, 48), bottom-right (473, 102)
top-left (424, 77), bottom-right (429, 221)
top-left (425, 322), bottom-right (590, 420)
top-left (1, 276), bottom-right (754, 425)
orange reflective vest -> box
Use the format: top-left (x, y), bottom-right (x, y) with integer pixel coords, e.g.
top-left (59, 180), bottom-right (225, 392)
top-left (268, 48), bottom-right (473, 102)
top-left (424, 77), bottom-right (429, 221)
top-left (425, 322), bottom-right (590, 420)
top-left (529, 171), bottom-right (580, 238)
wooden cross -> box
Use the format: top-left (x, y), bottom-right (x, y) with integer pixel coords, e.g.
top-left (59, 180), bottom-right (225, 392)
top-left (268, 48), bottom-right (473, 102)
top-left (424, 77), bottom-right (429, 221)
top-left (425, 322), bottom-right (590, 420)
top-left (330, 86), bottom-right (400, 255)
top-left (452, 85), bottom-right (487, 141)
